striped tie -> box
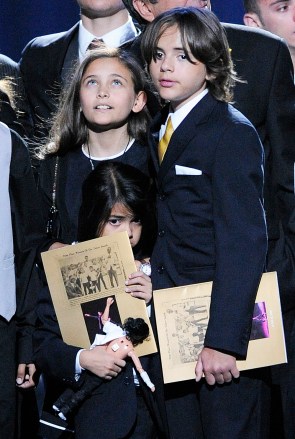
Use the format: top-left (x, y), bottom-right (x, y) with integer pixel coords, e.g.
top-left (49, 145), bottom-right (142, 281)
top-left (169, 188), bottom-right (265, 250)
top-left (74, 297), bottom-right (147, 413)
top-left (158, 116), bottom-right (174, 163)
top-left (87, 38), bottom-right (105, 51)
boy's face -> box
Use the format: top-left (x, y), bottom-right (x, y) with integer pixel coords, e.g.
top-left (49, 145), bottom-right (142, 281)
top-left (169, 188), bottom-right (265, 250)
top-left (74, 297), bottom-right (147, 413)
top-left (244, 1), bottom-right (295, 54)
top-left (149, 25), bottom-right (208, 111)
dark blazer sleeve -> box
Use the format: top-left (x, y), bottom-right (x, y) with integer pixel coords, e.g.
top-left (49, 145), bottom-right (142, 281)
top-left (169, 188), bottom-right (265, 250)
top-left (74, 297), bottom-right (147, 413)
top-left (9, 130), bottom-right (46, 363)
top-left (204, 115), bottom-right (267, 357)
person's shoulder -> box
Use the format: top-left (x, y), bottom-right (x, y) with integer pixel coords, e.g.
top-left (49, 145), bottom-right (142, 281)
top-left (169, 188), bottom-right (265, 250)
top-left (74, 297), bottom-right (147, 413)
top-left (223, 22), bottom-right (285, 48)
top-left (21, 22), bottom-right (79, 53)
top-left (0, 54), bottom-right (17, 69)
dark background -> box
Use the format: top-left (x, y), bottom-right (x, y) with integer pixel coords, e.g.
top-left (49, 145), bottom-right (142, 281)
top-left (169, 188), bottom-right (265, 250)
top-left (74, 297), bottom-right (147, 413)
top-left (1, 1), bottom-right (245, 62)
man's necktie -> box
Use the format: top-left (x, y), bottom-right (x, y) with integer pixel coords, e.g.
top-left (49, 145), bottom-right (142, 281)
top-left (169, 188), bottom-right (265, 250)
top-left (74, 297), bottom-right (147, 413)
top-left (158, 116), bottom-right (174, 163)
top-left (87, 38), bottom-right (105, 51)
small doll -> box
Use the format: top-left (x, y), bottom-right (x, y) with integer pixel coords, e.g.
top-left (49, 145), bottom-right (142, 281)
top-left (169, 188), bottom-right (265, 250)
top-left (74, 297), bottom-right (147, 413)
top-left (53, 297), bottom-right (155, 420)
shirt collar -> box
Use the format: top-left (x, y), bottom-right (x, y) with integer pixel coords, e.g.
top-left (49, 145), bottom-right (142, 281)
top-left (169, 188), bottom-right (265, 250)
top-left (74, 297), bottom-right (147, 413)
top-left (78, 16), bottom-right (139, 61)
top-left (160, 89), bottom-right (208, 137)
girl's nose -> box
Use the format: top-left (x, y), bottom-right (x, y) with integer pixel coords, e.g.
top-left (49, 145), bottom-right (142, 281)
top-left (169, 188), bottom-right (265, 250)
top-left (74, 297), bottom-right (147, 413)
top-left (97, 87), bottom-right (109, 98)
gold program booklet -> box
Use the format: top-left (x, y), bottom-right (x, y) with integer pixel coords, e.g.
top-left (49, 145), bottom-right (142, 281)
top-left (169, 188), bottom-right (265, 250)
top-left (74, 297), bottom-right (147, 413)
top-left (41, 231), bottom-right (157, 357)
top-left (153, 271), bottom-right (286, 383)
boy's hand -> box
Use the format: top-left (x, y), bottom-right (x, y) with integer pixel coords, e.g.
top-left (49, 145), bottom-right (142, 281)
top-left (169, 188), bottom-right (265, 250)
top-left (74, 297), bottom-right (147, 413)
top-left (125, 271), bottom-right (152, 304)
top-left (195, 347), bottom-right (240, 385)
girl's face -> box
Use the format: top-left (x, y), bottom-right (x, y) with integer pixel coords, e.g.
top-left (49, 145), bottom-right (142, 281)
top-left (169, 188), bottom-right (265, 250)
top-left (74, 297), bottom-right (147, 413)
top-left (100, 203), bottom-right (142, 248)
top-left (149, 25), bottom-right (208, 111)
top-left (80, 57), bottom-right (146, 130)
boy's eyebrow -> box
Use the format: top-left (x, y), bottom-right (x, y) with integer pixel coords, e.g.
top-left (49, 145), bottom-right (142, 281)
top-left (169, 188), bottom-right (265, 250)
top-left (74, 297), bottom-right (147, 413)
top-left (155, 45), bottom-right (185, 51)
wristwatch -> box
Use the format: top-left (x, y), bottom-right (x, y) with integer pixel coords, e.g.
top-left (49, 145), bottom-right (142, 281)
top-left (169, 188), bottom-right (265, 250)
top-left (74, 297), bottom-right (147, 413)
top-left (139, 260), bottom-right (152, 276)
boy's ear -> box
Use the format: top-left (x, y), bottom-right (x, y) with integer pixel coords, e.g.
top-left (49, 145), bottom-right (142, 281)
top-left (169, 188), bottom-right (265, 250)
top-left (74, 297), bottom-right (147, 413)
top-left (133, 0), bottom-right (155, 23)
top-left (132, 91), bottom-right (147, 113)
top-left (243, 12), bottom-right (264, 29)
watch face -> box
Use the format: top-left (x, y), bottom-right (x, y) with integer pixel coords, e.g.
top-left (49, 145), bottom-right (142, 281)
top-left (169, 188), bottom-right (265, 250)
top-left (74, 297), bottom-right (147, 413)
top-left (140, 263), bottom-right (151, 276)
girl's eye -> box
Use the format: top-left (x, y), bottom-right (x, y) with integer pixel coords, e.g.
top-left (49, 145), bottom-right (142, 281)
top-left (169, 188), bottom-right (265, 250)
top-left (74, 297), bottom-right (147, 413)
top-left (86, 79), bottom-right (97, 86)
top-left (132, 217), bottom-right (142, 225)
top-left (178, 53), bottom-right (187, 60)
top-left (112, 79), bottom-right (122, 86)
top-left (109, 218), bottom-right (120, 225)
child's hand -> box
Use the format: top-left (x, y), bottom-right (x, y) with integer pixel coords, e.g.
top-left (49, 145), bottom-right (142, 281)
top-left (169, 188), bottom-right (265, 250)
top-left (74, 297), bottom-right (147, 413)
top-left (80, 347), bottom-right (125, 380)
top-left (195, 347), bottom-right (240, 385)
top-left (16, 363), bottom-right (37, 389)
top-left (125, 271), bottom-right (152, 304)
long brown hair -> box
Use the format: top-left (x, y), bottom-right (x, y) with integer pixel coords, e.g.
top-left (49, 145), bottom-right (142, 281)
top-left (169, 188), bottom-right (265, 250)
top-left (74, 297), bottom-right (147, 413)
top-left (38, 47), bottom-right (151, 158)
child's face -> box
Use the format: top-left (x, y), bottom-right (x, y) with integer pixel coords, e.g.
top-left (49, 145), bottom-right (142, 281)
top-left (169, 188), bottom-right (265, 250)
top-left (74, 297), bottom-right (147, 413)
top-left (149, 25), bottom-right (208, 111)
top-left (80, 57), bottom-right (145, 129)
top-left (100, 203), bottom-right (142, 248)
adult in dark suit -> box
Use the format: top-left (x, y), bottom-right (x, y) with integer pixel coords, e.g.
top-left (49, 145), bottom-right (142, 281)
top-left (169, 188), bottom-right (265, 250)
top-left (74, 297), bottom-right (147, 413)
top-left (0, 90), bottom-right (45, 438)
top-left (19, 0), bottom-right (140, 143)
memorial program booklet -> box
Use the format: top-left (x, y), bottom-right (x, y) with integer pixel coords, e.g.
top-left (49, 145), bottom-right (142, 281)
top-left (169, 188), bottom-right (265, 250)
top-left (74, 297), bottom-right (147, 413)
top-left (41, 231), bottom-right (157, 357)
top-left (153, 271), bottom-right (286, 383)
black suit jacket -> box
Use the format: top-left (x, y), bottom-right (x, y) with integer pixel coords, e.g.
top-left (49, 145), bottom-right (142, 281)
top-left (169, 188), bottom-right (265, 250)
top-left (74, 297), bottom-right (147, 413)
top-left (19, 24), bottom-right (79, 139)
top-left (150, 94), bottom-right (267, 358)
top-left (222, 25), bottom-right (295, 314)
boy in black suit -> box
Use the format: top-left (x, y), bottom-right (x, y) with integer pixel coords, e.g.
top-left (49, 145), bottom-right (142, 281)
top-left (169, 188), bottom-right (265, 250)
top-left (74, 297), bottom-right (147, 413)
top-left (141, 8), bottom-right (269, 438)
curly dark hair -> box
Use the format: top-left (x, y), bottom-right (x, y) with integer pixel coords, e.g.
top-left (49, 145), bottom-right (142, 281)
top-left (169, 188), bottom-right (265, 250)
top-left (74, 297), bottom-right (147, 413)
top-left (123, 317), bottom-right (150, 346)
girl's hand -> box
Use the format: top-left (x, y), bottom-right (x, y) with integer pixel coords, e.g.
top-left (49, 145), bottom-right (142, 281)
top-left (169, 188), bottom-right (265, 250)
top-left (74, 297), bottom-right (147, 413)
top-left (125, 271), bottom-right (152, 304)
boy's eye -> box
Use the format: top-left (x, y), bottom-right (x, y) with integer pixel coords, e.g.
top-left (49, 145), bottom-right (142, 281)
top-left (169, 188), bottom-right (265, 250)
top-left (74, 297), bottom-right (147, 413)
top-left (178, 53), bottom-right (187, 60)
top-left (154, 50), bottom-right (164, 60)
top-left (132, 217), bottom-right (142, 225)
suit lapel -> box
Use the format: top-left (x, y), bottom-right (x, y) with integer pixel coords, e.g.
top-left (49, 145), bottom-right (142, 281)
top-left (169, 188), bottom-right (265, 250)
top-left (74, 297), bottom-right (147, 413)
top-left (61, 24), bottom-right (79, 85)
top-left (157, 93), bottom-right (216, 184)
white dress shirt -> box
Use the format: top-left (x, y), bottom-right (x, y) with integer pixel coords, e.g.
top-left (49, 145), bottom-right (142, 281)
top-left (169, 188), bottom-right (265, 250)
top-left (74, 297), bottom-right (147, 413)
top-left (78, 16), bottom-right (139, 61)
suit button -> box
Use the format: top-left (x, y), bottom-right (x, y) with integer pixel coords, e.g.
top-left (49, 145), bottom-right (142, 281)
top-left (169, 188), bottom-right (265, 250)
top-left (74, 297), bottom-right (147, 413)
top-left (123, 376), bottom-right (131, 386)
top-left (159, 193), bottom-right (166, 200)
top-left (158, 230), bottom-right (165, 237)
top-left (157, 266), bottom-right (165, 274)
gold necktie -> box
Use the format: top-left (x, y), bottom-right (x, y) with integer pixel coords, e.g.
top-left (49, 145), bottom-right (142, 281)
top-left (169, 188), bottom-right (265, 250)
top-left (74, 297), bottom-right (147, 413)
top-left (158, 116), bottom-right (174, 163)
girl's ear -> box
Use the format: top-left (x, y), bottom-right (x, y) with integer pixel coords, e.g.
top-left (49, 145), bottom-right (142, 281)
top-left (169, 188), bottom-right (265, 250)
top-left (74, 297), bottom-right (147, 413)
top-left (132, 91), bottom-right (147, 113)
